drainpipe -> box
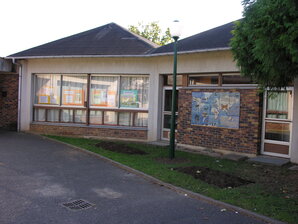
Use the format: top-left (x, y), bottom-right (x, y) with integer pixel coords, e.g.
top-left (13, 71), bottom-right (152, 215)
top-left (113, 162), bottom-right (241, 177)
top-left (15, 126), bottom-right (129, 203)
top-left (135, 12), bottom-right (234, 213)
top-left (12, 58), bottom-right (22, 132)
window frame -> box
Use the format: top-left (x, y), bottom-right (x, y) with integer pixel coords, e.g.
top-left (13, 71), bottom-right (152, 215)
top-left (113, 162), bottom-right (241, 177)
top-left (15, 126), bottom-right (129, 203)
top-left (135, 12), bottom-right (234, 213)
top-left (32, 73), bottom-right (149, 128)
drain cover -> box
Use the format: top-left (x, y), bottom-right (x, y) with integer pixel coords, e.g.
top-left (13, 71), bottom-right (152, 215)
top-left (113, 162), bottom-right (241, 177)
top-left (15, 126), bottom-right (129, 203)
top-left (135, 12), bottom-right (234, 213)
top-left (61, 199), bottom-right (95, 211)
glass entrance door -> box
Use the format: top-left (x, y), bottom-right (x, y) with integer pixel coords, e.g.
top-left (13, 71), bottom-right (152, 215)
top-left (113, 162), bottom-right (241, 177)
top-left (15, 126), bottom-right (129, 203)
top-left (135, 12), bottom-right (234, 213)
top-left (161, 87), bottom-right (178, 140)
top-left (262, 89), bottom-right (293, 158)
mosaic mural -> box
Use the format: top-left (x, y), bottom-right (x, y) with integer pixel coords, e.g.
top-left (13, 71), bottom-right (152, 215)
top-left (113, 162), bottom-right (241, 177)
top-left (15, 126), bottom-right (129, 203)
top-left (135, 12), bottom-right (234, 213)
top-left (191, 92), bottom-right (240, 129)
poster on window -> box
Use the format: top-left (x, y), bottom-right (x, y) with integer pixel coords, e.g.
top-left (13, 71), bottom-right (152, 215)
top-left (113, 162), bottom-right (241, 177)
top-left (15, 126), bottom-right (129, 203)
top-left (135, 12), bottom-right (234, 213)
top-left (91, 89), bottom-right (107, 106)
top-left (91, 90), bottom-right (116, 107)
top-left (120, 90), bottom-right (138, 108)
top-left (38, 95), bottom-right (50, 104)
top-left (63, 89), bottom-right (84, 106)
top-left (191, 92), bottom-right (240, 129)
top-left (37, 86), bottom-right (58, 104)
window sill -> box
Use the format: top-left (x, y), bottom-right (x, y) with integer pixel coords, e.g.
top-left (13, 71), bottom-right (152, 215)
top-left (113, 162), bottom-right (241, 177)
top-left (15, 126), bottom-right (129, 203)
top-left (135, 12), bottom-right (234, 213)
top-left (31, 122), bottom-right (148, 131)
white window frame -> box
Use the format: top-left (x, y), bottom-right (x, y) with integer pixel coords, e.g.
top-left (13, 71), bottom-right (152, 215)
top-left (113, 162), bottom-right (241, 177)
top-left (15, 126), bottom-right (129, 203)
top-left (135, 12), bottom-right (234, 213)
top-left (261, 87), bottom-right (294, 158)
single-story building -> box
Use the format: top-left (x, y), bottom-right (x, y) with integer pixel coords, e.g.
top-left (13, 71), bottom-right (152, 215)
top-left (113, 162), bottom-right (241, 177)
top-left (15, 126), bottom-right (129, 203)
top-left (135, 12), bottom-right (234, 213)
top-left (7, 22), bottom-right (298, 164)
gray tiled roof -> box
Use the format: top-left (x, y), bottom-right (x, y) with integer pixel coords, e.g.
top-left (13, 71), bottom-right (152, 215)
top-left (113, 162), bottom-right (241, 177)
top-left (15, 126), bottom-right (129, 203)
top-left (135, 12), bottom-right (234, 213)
top-left (9, 23), bottom-right (159, 57)
top-left (150, 21), bottom-right (235, 54)
top-left (9, 21), bottom-right (236, 58)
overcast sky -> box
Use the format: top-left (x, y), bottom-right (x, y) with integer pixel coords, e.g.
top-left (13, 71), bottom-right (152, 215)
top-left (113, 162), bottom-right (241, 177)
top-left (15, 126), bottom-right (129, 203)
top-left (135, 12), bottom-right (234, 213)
top-left (1, 0), bottom-right (243, 57)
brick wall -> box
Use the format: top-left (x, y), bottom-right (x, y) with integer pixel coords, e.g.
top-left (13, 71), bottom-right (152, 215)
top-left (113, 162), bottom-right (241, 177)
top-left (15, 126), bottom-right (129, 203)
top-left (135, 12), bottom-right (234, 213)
top-left (30, 123), bottom-right (148, 140)
top-left (0, 74), bottom-right (18, 130)
top-left (177, 88), bottom-right (262, 155)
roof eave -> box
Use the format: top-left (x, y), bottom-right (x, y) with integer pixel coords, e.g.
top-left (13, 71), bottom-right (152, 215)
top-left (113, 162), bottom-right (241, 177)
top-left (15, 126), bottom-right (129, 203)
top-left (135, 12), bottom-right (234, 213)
top-left (6, 47), bottom-right (231, 60)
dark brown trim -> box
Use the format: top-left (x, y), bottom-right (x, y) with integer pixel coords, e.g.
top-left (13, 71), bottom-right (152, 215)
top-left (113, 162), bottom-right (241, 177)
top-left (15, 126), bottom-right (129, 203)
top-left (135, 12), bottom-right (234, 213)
top-left (102, 111), bottom-right (105, 125)
top-left (117, 111), bottom-right (120, 126)
top-left (132, 112), bottom-right (136, 126)
top-left (45, 109), bottom-right (48, 122)
top-left (182, 74), bottom-right (188, 87)
top-left (218, 73), bottom-right (223, 87)
top-left (86, 74), bottom-right (91, 125)
top-left (60, 75), bottom-right (63, 106)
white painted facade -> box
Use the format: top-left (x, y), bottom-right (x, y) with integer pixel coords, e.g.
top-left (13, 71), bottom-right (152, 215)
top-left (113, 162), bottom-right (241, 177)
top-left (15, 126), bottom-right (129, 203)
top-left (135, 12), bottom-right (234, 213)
top-left (17, 50), bottom-right (298, 163)
top-left (18, 50), bottom-right (237, 139)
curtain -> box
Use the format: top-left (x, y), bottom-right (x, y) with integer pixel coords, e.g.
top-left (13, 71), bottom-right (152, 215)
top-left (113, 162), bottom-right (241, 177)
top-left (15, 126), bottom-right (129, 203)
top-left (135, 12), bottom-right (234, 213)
top-left (47, 109), bottom-right (59, 122)
top-left (119, 112), bottom-right (133, 126)
top-left (35, 74), bottom-right (60, 105)
top-left (120, 77), bottom-right (149, 109)
top-left (61, 109), bottom-right (73, 122)
top-left (34, 108), bottom-right (46, 121)
top-left (62, 75), bottom-right (87, 106)
top-left (90, 110), bottom-right (103, 124)
top-left (135, 113), bottom-right (148, 127)
top-left (266, 91), bottom-right (289, 119)
top-left (90, 76), bottom-right (118, 107)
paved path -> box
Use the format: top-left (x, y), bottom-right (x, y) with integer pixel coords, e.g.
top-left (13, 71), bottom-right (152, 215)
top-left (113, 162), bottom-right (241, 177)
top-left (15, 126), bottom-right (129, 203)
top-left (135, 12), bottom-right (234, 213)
top-left (0, 131), bottom-right (269, 224)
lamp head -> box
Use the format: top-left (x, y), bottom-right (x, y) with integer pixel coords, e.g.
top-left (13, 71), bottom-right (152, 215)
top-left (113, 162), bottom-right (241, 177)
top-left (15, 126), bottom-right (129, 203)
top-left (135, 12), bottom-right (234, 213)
top-left (171, 20), bottom-right (182, 39)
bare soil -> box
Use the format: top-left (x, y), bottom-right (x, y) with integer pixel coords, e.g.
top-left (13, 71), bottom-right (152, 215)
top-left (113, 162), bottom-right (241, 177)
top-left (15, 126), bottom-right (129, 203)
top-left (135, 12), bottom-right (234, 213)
top-left (174, 166), bottom-right (254, 188)
top-left (95, 141), bottom-right (148, 155)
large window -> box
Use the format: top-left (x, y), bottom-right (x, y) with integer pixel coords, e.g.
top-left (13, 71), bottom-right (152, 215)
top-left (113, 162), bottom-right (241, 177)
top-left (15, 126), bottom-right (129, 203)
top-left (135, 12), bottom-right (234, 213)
top-left (90, 76), bottom-right (118, 107)
top-left (33, 74), bottom-right (149, 127)
top-left (189, 75), bottom-right (218, 86)
top-left (62, 75), bottom-right (87, 106)
top-left (120, 76), bottom-right (149, 109)
top-left (35, 74), bottom-right (60, 105)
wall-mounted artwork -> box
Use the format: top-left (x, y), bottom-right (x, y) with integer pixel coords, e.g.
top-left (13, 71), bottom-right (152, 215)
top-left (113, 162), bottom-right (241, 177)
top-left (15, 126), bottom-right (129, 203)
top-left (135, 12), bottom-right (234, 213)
top-left (191, 92), bottom-right (240, 129)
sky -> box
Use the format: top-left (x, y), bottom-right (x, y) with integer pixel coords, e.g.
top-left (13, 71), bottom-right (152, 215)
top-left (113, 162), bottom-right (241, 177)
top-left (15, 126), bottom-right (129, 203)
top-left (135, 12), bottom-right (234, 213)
top-left (1, 0), bottom-right (243, 57)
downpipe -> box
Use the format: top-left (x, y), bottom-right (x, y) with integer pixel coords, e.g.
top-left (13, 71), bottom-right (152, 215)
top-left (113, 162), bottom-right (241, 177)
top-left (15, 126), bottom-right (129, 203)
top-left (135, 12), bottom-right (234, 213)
top-left (12, 58), bottom-right (22, 132)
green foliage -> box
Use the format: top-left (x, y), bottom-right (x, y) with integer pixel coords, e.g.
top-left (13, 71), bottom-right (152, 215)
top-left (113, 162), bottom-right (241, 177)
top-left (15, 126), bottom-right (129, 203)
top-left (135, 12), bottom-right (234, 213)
top-left (231, 0), bottom-right (298, 89)
top-left (128, 21), bottom-right (172, 46)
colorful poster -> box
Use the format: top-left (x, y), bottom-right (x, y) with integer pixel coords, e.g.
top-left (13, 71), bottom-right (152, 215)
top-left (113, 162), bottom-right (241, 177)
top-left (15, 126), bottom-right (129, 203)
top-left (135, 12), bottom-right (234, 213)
top-left (38, 95), bottom-right (50, 104)
top-left (91, 89), bottom-right (116, 107)
top-left (63, 89), bottom-right (84, 106)
top-left (191, 92), bottom-right (240, 129)
top-left (91, 89), bottom-right (107, 106)
top-left (120, 90), bottom-right (138, 108)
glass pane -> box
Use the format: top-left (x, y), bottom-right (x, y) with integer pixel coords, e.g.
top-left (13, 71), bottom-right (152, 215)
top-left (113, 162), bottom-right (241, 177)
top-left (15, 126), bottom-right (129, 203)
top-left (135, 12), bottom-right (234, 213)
top-left (118, 112), bottom-right (133, 126)
top-left (35, 74), bottom-right (60, 105)
top-left (104, 111), bottom-right (117, 125)
top-left (62, 75), bottom-right (87, 106)
top-left (34, 108), bottom-right (46, 121)
top-left (265, 122), bottom-right (290, 142)
top-left (135, 113), bottom-right (148, 127)
top-left (90, 110), bottom-right (103, 124)
top-left (90, 76), bottom-right (118, 107)
top-left (222, 75), bottom-right (252, 84)
top-left (74, 110), bottom-right (86, 123)
top-left (164, 75), bottom-right (183, 86)
top-left (266, 91), bottom-right (292, 119)
top-left (163, 114), bottom-right (177, 129)
top-left (61, 109), bottom-right (73, 122)
top-left (189, 76), bottom-right (218, 85)
top-left (47, 109), bottom-right (59, 122)
top-left (120, 77), bottom-right (149, 109)
top-left (164, 90), bottom-right (178, 112)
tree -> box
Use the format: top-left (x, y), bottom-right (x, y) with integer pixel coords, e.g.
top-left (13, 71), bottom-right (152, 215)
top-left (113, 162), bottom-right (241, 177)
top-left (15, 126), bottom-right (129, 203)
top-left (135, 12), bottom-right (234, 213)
top-left (231, 0), bottom-right (298, 89)
top-left (128, 22), bottom-right (172, 46)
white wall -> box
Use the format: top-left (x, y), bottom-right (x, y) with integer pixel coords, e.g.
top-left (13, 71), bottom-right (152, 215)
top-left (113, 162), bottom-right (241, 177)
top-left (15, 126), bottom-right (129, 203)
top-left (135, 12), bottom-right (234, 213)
top-left (19, 50), bottom-right (239, 141)
top-left (291, 78), bottom-right (298, 164)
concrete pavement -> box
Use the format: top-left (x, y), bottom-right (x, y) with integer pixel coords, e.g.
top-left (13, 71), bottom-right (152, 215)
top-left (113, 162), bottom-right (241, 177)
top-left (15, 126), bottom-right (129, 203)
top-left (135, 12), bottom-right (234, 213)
top-left (0, 131), bottom-right (273, 224)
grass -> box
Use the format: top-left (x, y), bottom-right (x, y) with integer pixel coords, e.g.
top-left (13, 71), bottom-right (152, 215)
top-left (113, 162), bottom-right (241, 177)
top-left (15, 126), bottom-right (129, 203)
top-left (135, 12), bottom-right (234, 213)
top-left (46, 135), bottom-right (298, 224)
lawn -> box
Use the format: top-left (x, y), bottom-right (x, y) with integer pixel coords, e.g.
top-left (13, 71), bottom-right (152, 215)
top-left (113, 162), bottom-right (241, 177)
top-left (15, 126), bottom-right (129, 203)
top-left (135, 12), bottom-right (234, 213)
top-left (46, 135), bottom-right (298, 224)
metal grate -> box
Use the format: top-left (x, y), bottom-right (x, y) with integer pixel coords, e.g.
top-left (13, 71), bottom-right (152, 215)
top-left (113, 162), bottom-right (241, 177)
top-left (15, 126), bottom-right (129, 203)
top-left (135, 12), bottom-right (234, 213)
top-left (61, 199), bottom-right (95, 211)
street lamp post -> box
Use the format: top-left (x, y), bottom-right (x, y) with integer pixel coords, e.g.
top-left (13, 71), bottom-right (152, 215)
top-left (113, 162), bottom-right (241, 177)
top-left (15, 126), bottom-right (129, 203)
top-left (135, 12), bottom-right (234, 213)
top-left (169, 20), bottom-right (181, 159)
